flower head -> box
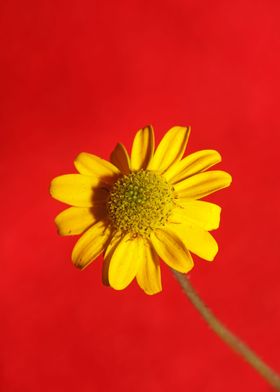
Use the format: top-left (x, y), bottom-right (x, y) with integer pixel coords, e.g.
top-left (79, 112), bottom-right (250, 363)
top-left (50, 126), bottom-right (232, 294)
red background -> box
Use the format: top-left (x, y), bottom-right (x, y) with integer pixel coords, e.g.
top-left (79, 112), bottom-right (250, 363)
top-left (1, 1), bottom-right (280, 391)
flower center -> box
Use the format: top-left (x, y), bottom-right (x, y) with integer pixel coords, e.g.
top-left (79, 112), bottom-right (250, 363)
top-left (107, 170), bottom-right (175, 236)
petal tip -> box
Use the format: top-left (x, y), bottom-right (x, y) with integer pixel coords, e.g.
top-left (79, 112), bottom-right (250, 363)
top-left (72, 257), bottom-right (85, 270)
top-left (71, 253), bottom-right (93, 270)
top-left (172, 260), bottom-right (194, 273)
top-left (143, 288), bottom-right (163, 295)
top-left (49, 177), bottom-right (63, 202)
top-left (224, 172), bottom-right (233, 188)
top-left (207, 244), bottom-right (219, 261)
top-left (73, 152), bottom-right (86, 171)
top-left (49, 177), bottom-right (57, 196)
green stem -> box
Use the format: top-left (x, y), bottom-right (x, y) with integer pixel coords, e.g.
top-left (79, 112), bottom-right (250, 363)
top-left (172, 270), bottom-right (280, 390)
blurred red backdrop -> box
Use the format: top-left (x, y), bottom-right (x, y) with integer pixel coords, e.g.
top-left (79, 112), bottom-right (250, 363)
top-left (1, 0), bottom-right (280, 391)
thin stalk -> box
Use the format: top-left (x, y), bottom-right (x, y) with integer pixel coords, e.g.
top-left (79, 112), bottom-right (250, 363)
top-left (172, 270), bottom-right (280, 390)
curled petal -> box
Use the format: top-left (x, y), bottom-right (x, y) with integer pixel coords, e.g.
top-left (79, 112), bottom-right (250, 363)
top-left (150, 228), bottom-right (194, 273)
top-left (169, 222), bottom-right (218, 261)
top-left (136, 240), bottom-right (162, 295)
top-left (102, 233), bottom-right (123, 286)
top-left (74, 152), bottom-right (120, 184)
top-left (174, 170), bottom-right (232, 199)
top-left (131, 125), bottom-right (155, 171)
top-left (110, 143), bottom-right (131, 175)
top-left (147, 126), bottom-right (190, 173)
top-left (71, 221), bottom-right (112, 269)
top-left (164, 150), bottom-right (221, 184)
top-left (108, 234), bottom-right (144, 290)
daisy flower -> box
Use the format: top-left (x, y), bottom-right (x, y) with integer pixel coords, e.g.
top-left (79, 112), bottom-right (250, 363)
top-left (50, 126), bottom-right (231, 295)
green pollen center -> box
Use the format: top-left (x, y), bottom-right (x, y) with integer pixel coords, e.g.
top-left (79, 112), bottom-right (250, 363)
top-left (107, 170), bottom-right (175, 236)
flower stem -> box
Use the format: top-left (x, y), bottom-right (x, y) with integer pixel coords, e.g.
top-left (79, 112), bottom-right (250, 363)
top-left (172, 270), bottom-right (280, 390)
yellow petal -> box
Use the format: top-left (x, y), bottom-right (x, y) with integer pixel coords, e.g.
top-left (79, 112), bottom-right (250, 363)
top-left (108, 234), bottom-right (144, 290)
top-left (71, 220), bottom-right (111, 269)
top-left (102, 233), bottom-right (122, 286)
top-left (55, 207), bottom-right (93, 236)
top-left (150, 228), bottom-right (194, 273)
top-left (169, 222), bottom-right (218, 261)
top-left (110, 143), bottom-right (131, 175)
top-left (171, 201), bottom-right (221, 231)
top-left (50, 174), bottom-right (107, 207)
top-left (164, 150), bottom-right (221, 184)
top-left (55, 206), bottom-right (100, 236)
top-left (74, 152), bottom-right (120, 184)
top-left (131, 125), bottom-right (155, 171)
top-left (136, 240), bottom-right (162, 295)
top-left (147, 126), bottom-right (190, 173)
top-left (174, 170), bottom-right (232, 199)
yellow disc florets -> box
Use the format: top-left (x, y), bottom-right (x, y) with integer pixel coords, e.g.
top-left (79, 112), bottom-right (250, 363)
top-left (107, 170), bottom-right (175, 236)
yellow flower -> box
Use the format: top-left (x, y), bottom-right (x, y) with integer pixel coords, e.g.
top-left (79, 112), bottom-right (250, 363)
top-left (50, 126), bottom-right (232, 295)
